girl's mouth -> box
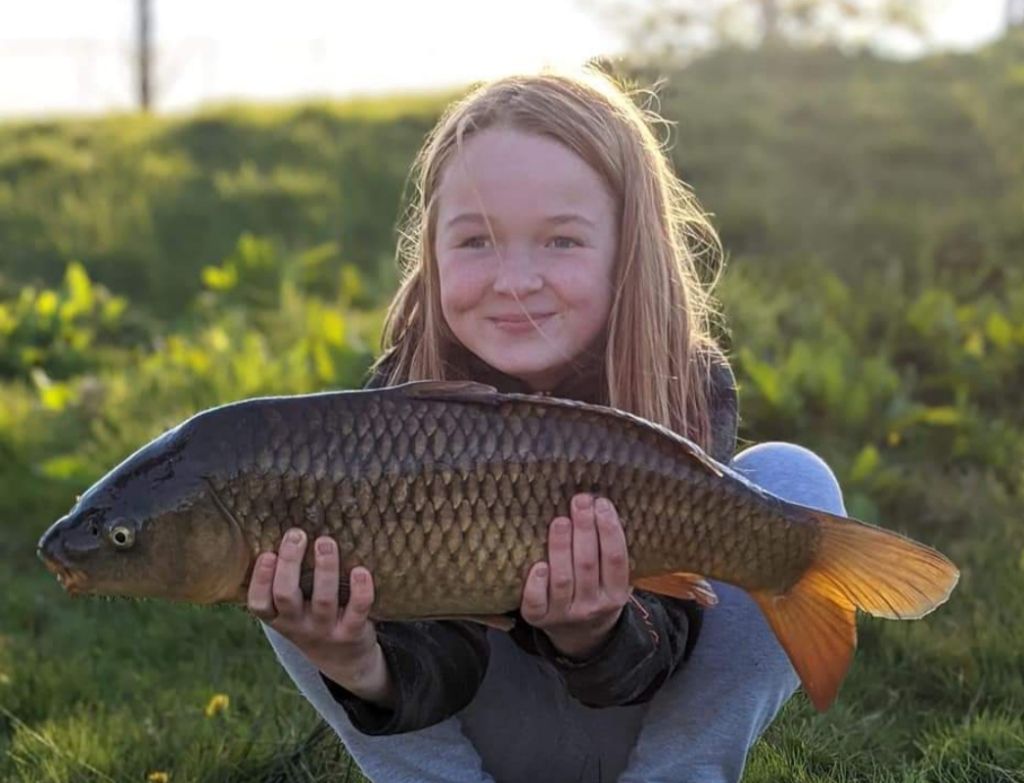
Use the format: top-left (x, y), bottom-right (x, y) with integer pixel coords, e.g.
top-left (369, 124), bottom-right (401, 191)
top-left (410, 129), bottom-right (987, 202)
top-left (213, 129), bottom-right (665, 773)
top-left (489, 313), bottom-right (555, 333)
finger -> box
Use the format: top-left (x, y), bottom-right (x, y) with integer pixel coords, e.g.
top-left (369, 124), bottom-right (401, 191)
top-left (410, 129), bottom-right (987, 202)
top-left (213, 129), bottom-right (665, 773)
top-left (247, 552), bottom-right (279, 621)
top-left (272, 528), bottom-right (307, 621)
top-left (519, 561), bottom-right (550, 624)
top-left (595, 497), bottom-right (630, 595)
top-left (571, 494), bottom-right (600, 605)
top-left (309, 537), bottom-right (340, 629)
top-left (337, 567), bottom-right (375, 639)
top-left (546, 516), bottom-right (574, 610)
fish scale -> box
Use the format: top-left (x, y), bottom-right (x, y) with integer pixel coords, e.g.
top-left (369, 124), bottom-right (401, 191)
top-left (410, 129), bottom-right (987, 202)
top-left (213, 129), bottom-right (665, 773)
top-left (199, 386), bottom-right (817, 617)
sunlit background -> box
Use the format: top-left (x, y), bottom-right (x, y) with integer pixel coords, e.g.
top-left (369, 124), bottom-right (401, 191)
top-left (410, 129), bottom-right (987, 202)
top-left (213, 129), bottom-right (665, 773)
top-left (0, 0), bottom-right (1012, 117)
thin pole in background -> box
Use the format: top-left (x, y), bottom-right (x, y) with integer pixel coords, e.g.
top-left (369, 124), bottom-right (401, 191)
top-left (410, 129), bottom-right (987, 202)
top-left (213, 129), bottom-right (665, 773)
top-left (138, 0), bottom-right (153, 110)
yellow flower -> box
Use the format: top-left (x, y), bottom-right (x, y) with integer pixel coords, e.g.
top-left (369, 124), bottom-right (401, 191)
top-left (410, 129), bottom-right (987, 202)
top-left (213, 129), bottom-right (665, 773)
top-left (147, 772), bottom-right (170, 783)
top-left (204, 693), bottom-right (230, 718)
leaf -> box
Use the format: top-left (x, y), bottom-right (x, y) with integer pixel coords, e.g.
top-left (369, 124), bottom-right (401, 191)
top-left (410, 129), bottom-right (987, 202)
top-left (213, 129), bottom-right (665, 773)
top-left (35, 290), bottom-right (58, 318)
top-left (40, 454), bottom-right (91, 480)
top-left (339, 264), bottom-right (365, 305)
top-left (985, 312), bottom-right (1014, 349)
top-left (63, 261), bottom-right (94, 318)
top-left (963, 330), bottom-right (985, 358)
top-left (321, 310), bottom-right (346, 346)
top-left (312, 340), bottom-right (335, 382)
top-left (850, 444), bottom-right (880, 483)
top-left (738, 347), bottom-right (783, 406)
top-left (201, 265), bottom-right (237, 291)
top-left (40, 383), bottom-right (74, 411)
top-left (0, 304), bottom-right (14, 334)
top-left (920, 406), bottom-right (961, 426)
top-left (102, 297), bottom-right (126, 323)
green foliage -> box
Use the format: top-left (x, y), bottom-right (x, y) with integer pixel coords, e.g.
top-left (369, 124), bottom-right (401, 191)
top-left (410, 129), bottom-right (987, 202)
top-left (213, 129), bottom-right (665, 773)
top-left (0, 261), bottom-right (139, 384)
top-left (2, 36), bottom-right (1023, 783)
top-left (0, 97), bottom-right (442, 316)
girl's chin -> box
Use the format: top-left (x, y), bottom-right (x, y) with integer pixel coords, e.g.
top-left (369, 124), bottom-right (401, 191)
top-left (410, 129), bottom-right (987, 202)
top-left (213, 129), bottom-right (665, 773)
top-left (473, 353), bottom-right (567, 389)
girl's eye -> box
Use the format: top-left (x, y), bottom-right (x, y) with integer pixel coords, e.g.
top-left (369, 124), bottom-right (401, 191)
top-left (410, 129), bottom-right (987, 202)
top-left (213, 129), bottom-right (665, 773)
top-left (549, 236), bottom-right (581, 249)
top-left (456, 236), bottom-right (581, 250)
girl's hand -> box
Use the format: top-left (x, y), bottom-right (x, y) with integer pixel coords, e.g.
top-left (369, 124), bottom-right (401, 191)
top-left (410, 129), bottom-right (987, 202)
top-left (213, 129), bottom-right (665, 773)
top-left (520, 494), bottom-right (632, 659)
top-left (247, 528), bottom-right (394, 707)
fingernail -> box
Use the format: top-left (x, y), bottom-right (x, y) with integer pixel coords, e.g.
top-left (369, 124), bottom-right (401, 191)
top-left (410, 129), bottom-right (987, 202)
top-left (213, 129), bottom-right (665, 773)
top-left (574, 494), bottom-right (592, 510)
top-left (536, 564), bottom-right (548, 578)
top-left (261, 553), bottom-right (276, 568)
top-left (317, 539), bottom-right (334, 555)
top-left (596, 498), bottom-right (612, 514)
top-left (554, 518), bottom-right (570, 534)
top-left (287, 529), bottom-right (304, 545)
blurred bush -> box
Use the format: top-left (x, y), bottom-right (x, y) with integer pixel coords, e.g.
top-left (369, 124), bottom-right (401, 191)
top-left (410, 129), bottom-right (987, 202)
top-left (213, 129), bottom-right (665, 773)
top-left (0, 238), bottom-right (381, 489)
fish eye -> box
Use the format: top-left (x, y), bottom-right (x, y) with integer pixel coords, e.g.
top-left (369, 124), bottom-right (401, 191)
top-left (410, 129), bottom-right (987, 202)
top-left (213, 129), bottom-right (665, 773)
top-left (109, 524), bottom-right (136, 550)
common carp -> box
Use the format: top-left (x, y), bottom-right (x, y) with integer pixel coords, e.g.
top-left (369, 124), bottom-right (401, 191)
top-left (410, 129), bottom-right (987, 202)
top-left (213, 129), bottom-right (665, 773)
top-left (37, 380), bottom-right (959, 710)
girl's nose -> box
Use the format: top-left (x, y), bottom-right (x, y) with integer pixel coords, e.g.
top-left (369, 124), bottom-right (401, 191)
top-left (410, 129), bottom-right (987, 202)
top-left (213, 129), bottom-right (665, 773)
top-left (492, 254), bottom-right (543, 296)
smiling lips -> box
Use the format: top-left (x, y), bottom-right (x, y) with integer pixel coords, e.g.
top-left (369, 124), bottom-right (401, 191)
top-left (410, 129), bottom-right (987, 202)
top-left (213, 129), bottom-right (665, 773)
top-left (489, 312), bottom-right (555, 333)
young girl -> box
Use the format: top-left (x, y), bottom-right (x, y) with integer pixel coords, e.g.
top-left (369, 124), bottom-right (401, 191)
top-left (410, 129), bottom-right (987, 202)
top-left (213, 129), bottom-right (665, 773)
top-left (247, 67), bottom-right (847, 782)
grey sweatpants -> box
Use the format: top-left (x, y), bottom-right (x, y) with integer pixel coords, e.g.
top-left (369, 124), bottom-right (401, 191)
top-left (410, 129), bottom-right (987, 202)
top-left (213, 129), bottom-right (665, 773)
top-left (263, 442), bottom-right (847, 782)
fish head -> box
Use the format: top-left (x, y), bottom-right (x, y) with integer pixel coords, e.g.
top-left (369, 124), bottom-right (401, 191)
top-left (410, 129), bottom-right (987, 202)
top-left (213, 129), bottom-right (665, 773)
top-left (37, 417), bottom-right (251, 605)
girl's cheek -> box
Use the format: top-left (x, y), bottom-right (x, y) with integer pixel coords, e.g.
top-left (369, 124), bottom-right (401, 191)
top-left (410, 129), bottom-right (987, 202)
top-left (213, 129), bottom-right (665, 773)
top-left (553, 264), bottom-right (611, 307)
top-left (439, 259), bottom-right (493, 312)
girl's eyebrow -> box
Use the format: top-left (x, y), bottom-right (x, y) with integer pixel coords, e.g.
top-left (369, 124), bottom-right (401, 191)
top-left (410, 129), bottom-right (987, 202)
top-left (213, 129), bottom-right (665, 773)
top-left (443, 213), bottom-right (596, 230)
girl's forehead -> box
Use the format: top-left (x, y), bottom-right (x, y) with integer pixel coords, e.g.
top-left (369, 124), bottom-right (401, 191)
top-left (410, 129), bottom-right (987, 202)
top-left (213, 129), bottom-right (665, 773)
top-left (444, 127), bottom-right (592, 180)
top-left (437, 128), bottom-right (613, 218)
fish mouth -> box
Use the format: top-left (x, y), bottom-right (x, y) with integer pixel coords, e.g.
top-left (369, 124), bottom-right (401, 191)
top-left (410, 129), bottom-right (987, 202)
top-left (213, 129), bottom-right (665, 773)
top-left (38, 551), bottom-right (90, 596)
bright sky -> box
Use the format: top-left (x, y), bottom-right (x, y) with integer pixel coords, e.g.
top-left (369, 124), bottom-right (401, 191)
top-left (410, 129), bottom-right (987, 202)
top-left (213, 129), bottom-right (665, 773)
top-left (0, 0), bottom-right (1009, 118)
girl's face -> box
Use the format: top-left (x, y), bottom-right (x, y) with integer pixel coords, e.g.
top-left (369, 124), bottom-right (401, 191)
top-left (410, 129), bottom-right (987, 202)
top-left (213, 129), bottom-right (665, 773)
top-left (435, 127), bottom-right (618, 391)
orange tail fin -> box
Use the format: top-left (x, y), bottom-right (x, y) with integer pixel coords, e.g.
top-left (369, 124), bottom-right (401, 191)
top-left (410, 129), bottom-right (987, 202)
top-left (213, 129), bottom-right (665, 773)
top-left (752, 508), bottom-right (959, 712)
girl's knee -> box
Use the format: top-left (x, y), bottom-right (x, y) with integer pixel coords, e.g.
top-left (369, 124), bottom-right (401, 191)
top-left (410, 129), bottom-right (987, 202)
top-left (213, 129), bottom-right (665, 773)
top-left (732, 441), bottom-right (831, 473)
top-left (729, 441), bottom-right (846, 514)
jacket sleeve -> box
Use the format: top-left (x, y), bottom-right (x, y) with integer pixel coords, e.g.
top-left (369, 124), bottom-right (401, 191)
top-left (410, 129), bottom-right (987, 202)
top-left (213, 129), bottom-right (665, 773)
top-left (511, 592), bottom-right (702, 708)
top-left (319, 619), bottom-right (491, 735)
top-left (705, 345), bottom-right (740, 464)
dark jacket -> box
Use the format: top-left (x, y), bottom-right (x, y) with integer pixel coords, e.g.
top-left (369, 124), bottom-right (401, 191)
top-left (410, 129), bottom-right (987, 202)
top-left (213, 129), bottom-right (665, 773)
top-left (320, 342), bottom-right (739, 735)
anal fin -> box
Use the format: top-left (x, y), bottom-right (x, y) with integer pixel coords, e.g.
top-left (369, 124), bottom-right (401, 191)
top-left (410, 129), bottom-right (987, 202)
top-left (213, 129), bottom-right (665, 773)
top-left (752, 576), bottom-right (856, 712)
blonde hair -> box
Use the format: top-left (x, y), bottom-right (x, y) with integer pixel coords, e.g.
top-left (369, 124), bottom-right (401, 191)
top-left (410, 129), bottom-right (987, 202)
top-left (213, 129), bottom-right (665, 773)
top-left (375, 64), bottom-right (725, 449)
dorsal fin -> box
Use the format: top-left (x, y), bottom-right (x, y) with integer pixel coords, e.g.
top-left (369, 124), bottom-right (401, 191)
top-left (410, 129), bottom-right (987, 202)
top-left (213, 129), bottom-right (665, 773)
top-left (398, 380), bottom-right (500, 401)
top-left (393, 380), bottom-right (723, 477)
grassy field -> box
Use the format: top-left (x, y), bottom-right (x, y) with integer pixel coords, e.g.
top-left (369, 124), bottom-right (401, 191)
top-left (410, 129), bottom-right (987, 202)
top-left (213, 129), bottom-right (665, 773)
top-left (2, 36), bottom-right (1023, 782)
top-left (6, 446), bottom-right (1023, 782)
